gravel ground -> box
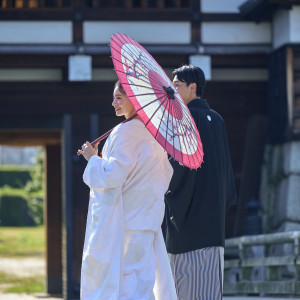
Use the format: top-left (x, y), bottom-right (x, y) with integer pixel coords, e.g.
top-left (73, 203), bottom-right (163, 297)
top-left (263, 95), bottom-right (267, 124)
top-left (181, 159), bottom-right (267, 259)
top-left (0, 293), bottom-right (61, 300)
top-left (0, 256), bottom-right (60, 300)
top-left (0, 257), bottom-right (45, 277)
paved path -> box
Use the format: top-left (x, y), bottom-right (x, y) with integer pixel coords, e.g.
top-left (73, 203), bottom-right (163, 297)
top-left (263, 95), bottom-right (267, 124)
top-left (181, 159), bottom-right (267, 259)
top-left (0, 294), bottom-right (60, 300)
top-left (0, 257), bottom-right (45, 277)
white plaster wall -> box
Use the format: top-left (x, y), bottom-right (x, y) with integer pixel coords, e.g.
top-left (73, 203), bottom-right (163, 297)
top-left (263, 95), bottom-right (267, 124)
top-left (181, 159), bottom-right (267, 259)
top-left (201, 22), bottom-right (271, 44)
top-left (0, 21), bottom-right (72, 44)
top-left (277, 175), bottom-right (300, 224)
top-left (273, 6), bottom-right (300, 49)
top-left (201, 0), bottom-right (246, 13)
top-left (189, 55), bottom-right (211, 80)
top-left (83, 21), bottom-right (191, 44)
top-left (0, 68), bottom-right (62, 81)
top-left (92, 68), bottom-right (175, 81)
top-left (284, 141), bottom-right (300, 175)
top-left (212, 68), bottom-right (268, 81)
top-left (290, 6), bottom-right (300, 43)
top-left (91, 67), bottom-right (268, 82)
top-left (92, 69), bottom-right (118, 81)
top-left (273, 9), bottom-right (290, 49)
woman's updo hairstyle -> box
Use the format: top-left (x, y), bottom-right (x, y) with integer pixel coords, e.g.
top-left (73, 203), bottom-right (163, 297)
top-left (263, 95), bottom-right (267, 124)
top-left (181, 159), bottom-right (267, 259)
top-left (114, 80), bottom-right (126, 96)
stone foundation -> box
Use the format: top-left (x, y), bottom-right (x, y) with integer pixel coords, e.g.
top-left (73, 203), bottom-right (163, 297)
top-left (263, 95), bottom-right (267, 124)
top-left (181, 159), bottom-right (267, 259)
top-left (260, 141), bottom-right (300, 233)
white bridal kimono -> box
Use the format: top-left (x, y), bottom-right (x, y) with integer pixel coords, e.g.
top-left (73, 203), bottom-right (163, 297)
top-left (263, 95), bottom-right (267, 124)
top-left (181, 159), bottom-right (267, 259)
top-left (81, 119), bottom-right (177, 300)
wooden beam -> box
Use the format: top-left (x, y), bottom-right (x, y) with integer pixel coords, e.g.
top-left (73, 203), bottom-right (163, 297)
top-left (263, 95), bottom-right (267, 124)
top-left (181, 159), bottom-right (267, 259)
top-left (270, 0), bottom-right (300, 4)
top-left (73, 0), bottom-right (83, 44)
top-left (0, 116), bottom-right (62, 130)
top-left (0, 8), bottom-right (74, 20)
top-left (0, 54), bottom-right (69, 68)
top-left (0, 44), bottom-right (199, 55)
top-left (80, 8), bottom-right (192, 21)
top-left (212, 54), bottom-right (268, 68)
top-left (0, 130), bottom-right (61, 146)
top-left (201, 13), bottom-right (249, 22)
top-left (191, 0), bottom-right (200, 44)
top-left (0, 82), bottom-right (115, 116)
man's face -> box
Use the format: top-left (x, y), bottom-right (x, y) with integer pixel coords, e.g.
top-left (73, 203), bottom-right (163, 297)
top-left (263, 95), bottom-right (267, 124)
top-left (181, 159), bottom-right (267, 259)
top-left (172, 75), bottom-right (194, 105)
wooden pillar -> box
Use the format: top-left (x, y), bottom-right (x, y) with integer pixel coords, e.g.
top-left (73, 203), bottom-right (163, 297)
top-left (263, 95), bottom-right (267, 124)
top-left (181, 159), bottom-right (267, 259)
top-left (268, 47), bottom-right (289, 144)
top-left (191, 0), bottom-right (201, 45)
top-left (73, 0), bottom-right (83, 46)
top-left (71, 113), bottom-right (92, 296)
top-left (45, 144), bottom-right (62, 294)
top-left (90, 113), bottom-right (99, 141)
top-left (62, 114), bottom-right (74, 300)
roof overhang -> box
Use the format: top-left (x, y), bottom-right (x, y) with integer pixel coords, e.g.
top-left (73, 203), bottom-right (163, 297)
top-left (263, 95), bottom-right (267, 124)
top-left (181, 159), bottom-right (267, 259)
top-left (239, 0), bottom-right (300, 21)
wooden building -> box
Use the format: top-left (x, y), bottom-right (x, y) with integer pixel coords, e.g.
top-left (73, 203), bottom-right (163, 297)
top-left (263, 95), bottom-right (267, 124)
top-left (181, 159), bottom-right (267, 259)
top-left (0, 0), bottom-right (299, 298)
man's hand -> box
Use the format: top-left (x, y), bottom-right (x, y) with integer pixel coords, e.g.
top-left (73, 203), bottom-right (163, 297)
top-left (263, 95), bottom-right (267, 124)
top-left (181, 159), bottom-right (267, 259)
top-left (78, 141), bottom-right (99, 161)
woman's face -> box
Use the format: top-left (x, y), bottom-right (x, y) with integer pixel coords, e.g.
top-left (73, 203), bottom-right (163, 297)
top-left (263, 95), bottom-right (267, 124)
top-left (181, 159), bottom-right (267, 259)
top-left (112, 87), bottom-right (135, 119)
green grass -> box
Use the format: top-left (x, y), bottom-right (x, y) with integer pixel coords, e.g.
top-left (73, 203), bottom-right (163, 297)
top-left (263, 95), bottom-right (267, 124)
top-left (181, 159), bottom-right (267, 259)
top-left (0, 271), bottom-right (45, 293)
top-left (0, 226), bottom-right (45, 257)
top-left (0, 227), bottom-right (45, 294)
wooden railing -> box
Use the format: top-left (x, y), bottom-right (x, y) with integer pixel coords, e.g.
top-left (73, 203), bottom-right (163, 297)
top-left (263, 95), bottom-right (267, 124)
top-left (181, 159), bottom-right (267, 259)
top-left (0, 0), bottom-right (190, 9)
top-left (0, 0), bottom-right (195, 21)
top-left (224, 231), bottom-right (300, 296)
top-left (0, 0), bottom-right (71, 8)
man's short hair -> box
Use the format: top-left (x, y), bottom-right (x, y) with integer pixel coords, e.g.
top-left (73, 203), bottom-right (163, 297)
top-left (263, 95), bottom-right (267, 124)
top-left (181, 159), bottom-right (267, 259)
top-left (172, 65), bottom-right (206, 98)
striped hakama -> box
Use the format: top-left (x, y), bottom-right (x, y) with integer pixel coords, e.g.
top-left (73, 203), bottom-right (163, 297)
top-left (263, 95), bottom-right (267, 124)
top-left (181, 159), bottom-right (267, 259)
top-left (168, 247), bottom-right (224, 300)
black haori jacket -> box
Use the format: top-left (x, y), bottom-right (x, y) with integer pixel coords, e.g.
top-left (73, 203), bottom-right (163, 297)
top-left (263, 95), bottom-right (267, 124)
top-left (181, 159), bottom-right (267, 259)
top-left (164, 98), bottom-right (236, 254)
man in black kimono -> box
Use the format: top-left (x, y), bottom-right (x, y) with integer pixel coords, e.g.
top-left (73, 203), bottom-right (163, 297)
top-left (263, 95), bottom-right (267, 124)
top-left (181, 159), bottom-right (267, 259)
top-left (164, 65), bottom-right (236, 300)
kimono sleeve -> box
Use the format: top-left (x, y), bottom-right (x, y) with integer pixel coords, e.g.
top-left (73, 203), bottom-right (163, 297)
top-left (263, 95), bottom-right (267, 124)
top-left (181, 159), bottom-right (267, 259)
top-left (165, 159), bottom-right (197, 231)
top-left (83, 126), bottom-right (137, 190)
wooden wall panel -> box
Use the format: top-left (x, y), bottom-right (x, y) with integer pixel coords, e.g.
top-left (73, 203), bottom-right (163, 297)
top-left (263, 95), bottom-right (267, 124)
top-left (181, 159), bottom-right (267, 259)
top-left (205, 81), bottom-right (268, 237)
top-left (0, 82), bottom-right (115, 116)
top-left (0, 81), bottom-right (267, 116)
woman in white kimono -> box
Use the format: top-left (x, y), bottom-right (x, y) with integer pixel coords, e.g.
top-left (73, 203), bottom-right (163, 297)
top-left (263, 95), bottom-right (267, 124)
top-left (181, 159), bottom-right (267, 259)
top-left (78, 81), bottom-right (177, 300)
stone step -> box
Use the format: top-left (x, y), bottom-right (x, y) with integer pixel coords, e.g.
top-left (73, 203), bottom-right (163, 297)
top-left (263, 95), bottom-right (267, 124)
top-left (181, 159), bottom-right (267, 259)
top-left (223, 297), bottom-right (299, 300)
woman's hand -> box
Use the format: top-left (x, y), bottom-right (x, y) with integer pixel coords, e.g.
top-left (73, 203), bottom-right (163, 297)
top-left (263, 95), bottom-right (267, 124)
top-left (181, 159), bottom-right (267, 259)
top-left (78, 141), bottom-right (99, 161)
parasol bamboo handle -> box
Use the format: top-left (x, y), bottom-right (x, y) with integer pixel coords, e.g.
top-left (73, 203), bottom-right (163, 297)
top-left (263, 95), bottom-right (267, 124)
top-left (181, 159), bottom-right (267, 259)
top-left (77, 113), bottom-right (137, 156)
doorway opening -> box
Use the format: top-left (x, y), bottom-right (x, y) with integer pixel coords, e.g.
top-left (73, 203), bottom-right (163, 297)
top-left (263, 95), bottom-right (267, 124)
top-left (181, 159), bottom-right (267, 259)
top-left (0, 129), bottom-right (62, 297)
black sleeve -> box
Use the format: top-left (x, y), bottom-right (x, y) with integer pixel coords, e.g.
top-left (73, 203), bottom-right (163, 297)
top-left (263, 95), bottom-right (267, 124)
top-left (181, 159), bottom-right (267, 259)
top-left (167, 158), bottom-right (188, 193)
top-left (165, 159), bottom-right (197, 231)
